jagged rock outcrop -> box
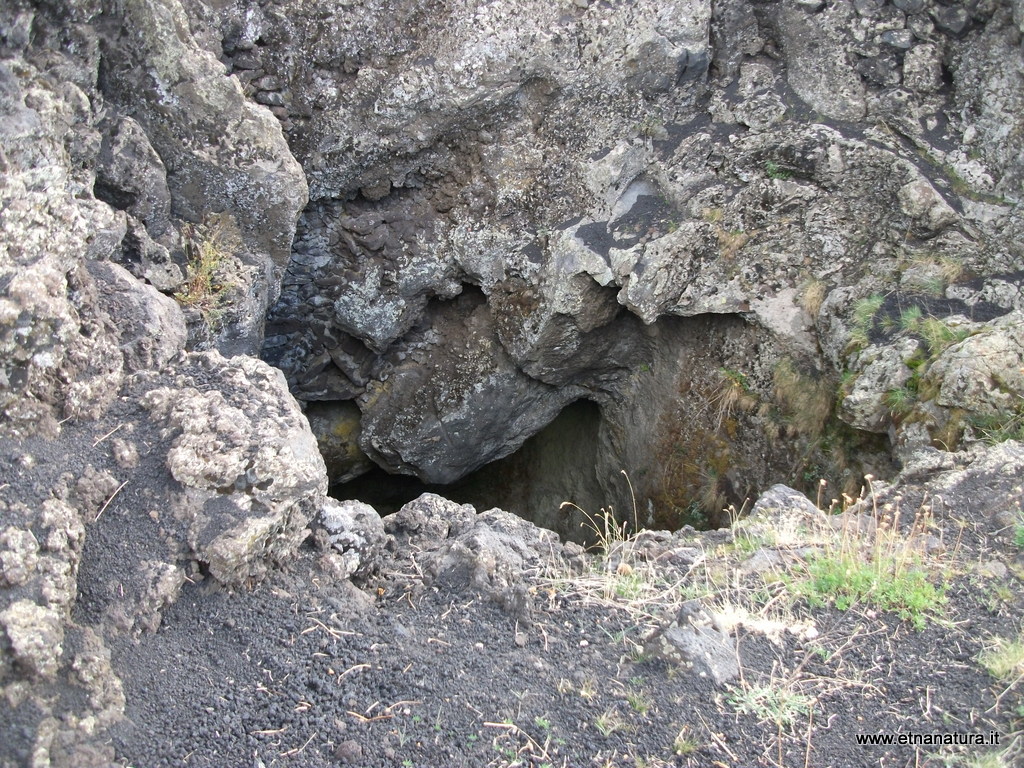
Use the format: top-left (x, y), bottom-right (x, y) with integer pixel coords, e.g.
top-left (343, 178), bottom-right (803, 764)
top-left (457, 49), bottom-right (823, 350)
top-left (255, 0), bottom-right (1023, 517)
top-left (1, 0), bottom-right (1023, 763)
top-left (380, 492), bottom-right (571, 619)
top-left (0, 1), bottom-right (321, 763)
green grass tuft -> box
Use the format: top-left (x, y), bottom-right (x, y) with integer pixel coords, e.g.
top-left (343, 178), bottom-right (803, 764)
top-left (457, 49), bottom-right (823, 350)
top-left (791, 551), bottom-right (946, 630)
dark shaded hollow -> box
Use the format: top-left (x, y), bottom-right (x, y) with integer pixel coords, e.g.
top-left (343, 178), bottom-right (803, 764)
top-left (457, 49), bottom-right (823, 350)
top-left (333, 399), bottom-right (607, 544)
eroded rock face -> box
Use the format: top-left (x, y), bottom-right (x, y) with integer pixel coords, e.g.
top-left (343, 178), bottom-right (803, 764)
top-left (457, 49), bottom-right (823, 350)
top-left (0, 2), bottom-right (319, 763)
top-left (0, 0), bottom-right (1022, 762)
top-left (381, 493), bottom-right (568, 620)
top-left (138, 351), bottom-right (326, 586)
top-left (258, 0), bottom-right (1024, 512)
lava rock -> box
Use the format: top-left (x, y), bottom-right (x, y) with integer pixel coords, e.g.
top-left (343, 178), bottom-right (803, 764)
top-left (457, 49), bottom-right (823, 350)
top-left (644, 600), bottom-right (739, 686)
top-left (320, 499), bottom-right (387, 580)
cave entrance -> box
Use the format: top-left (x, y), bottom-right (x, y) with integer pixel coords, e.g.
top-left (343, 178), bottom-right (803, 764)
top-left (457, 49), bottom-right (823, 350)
top-left (333, 400), bottom-right (608, 544)
top-left (324, 312), bottom-right (895, 546)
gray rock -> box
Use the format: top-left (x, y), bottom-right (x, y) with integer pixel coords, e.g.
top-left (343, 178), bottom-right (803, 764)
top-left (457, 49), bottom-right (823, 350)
top-left (383, 494), bottom-right (564, 614)
top-left (383, 493), bottom-right (479, 546)
top-left (770, 4), bottom-right (866, 121)
top-left (0, 62), bottom-right (127, 436)
top-left (906, 440), bottom-right (1024, 522)
top-left (644, 600), bottom-right (739, 685)
top-left (131, 561), bottom-right (186, 634)
top-left (119, 218), bottom-right (185, 292)
top-left (320, 499), bottom-right (387, 580)
top-left (880, 29), bottom-right (915, 49)
top-left (356, 298), bottom-right (574, 484)
top-left (840, 338), bottom-right (921, 433)
top-left (0, 527), bottom-right (39, 587)
top-left (952, 23), bottom-right (1024, 197)
top-left (70, 627), bottom-right (126, 729)
top-left (1, 600), bottom-right (64, 679)
top-left (305, 400), bottom-right (374, 483)
top-left (101, 0), bottom-right (309, 352)
top-left (140, 352), bottom-right (327, 586)
top-left (928, 311), bottom-right (1024, 419)
top-left (255, 90), bottom-right (286, 108)
top-left (932, 6), bottom-right (970, 36)
top-left (94, 115), bottom-right (171, 238)
top-left (749, 484), bottom-right (825, 524)
top-left (87, 260), bottom-right (186, 372)
top-left (893, 0), bottom-right (926, 13)
top-left (903, 43), bottom-right (945, 94)
top-left (897, 177), bottom-right (958, 236)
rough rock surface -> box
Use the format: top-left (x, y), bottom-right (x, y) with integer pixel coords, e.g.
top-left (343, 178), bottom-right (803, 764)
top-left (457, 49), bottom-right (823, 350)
top-left (382, 493), bottom-right (568, 617)
top-left (1, 0), bottom-right (1024, 764)
top-left (253, 0), bottom-right (1023, 521)
top-left (0, 1), bottom-right (321, 761)
top-left (643, 599), bottom-right (740, 686)
top-left (320, 498), bottom-right (388, 581)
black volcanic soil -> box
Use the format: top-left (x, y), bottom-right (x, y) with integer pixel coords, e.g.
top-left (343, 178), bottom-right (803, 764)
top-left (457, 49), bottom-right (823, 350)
top-left (101, 509), bottom-right (1023, 768)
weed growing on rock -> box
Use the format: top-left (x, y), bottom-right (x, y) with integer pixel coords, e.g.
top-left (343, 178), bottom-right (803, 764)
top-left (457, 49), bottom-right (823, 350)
top-left (848, 293), bottom-right (886, 351)
top-left (978, 632), bottom-right (1024, 687)
top-left (975, 630), bottom-right (1024, 767)
top-left (175, 213), bottom-right (242, 324)
top-left (800, 278), bottom-right (827, 316)
top-left (899, 305), bottom-right (924, 331)
top-left (971, 398), bottom-right (1024, 445)
top-left (672, 726), bottom-right (700, 757)
top-left (764, 160), bottom-right (792, 180)
top-left (918, 315), bottom-right (971, 356)
top-left (773, 357), bottom-right (833, 439)
top-left (626, 689), bottom-right (652, 715)
top-left (884, 383), bottom-right (918, 418)
top-left (594, 708), bottom-right (629, 738)
top-left (549, 473), bottom-right (698, 642)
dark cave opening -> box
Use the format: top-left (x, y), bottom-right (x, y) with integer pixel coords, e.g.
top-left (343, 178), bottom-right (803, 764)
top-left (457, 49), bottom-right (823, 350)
top-left (315, 315), bottom-right (897, 546)
top-left (332, 399), bottom-right (608, 544)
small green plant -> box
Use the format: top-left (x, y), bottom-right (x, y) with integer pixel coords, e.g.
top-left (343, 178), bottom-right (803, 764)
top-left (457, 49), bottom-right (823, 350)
top-left (595, 708), bottom-right (628, 737)
top-left (727, 683), bottom-right (811, 728)
top-left (627, 690), bottom-right (651, 715)
top-left (918, 316), bottom-right (970, 355)
top-left (673, 726), bottom-right (700, 756)
top-left (175, 213), bottom-right (241, 322)
top-left (793, 550), bottom-right (945, 630)
top-left (765, 160), bottom-right (792, 180)
top-left (978, 634), bottom-right (1024, 683)
top-left (981, 581), bottom-right (1017, 614)
top-left (971, 399), bottom-right (1024, 445)
top-left (853, 294), bottom-right (886, 329)
top-left (533, 715), bottom-right (551, 732)
top-left (638, 115), bottom-right (666, 139)
top-left (578, 677), bottom-right (599, 701)
top-left (613, 570), bottom-right (646, 600)
top-left (959, 752), bottom-right (1009, 768)
top-left (849, 294), bottom-right (886, 351)
top-left (782, 482), bottom-right (948, 630)
top-left (899, 305), bottom-right (924, 332)
top-left (884, 385), bottom-right (918, 418)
